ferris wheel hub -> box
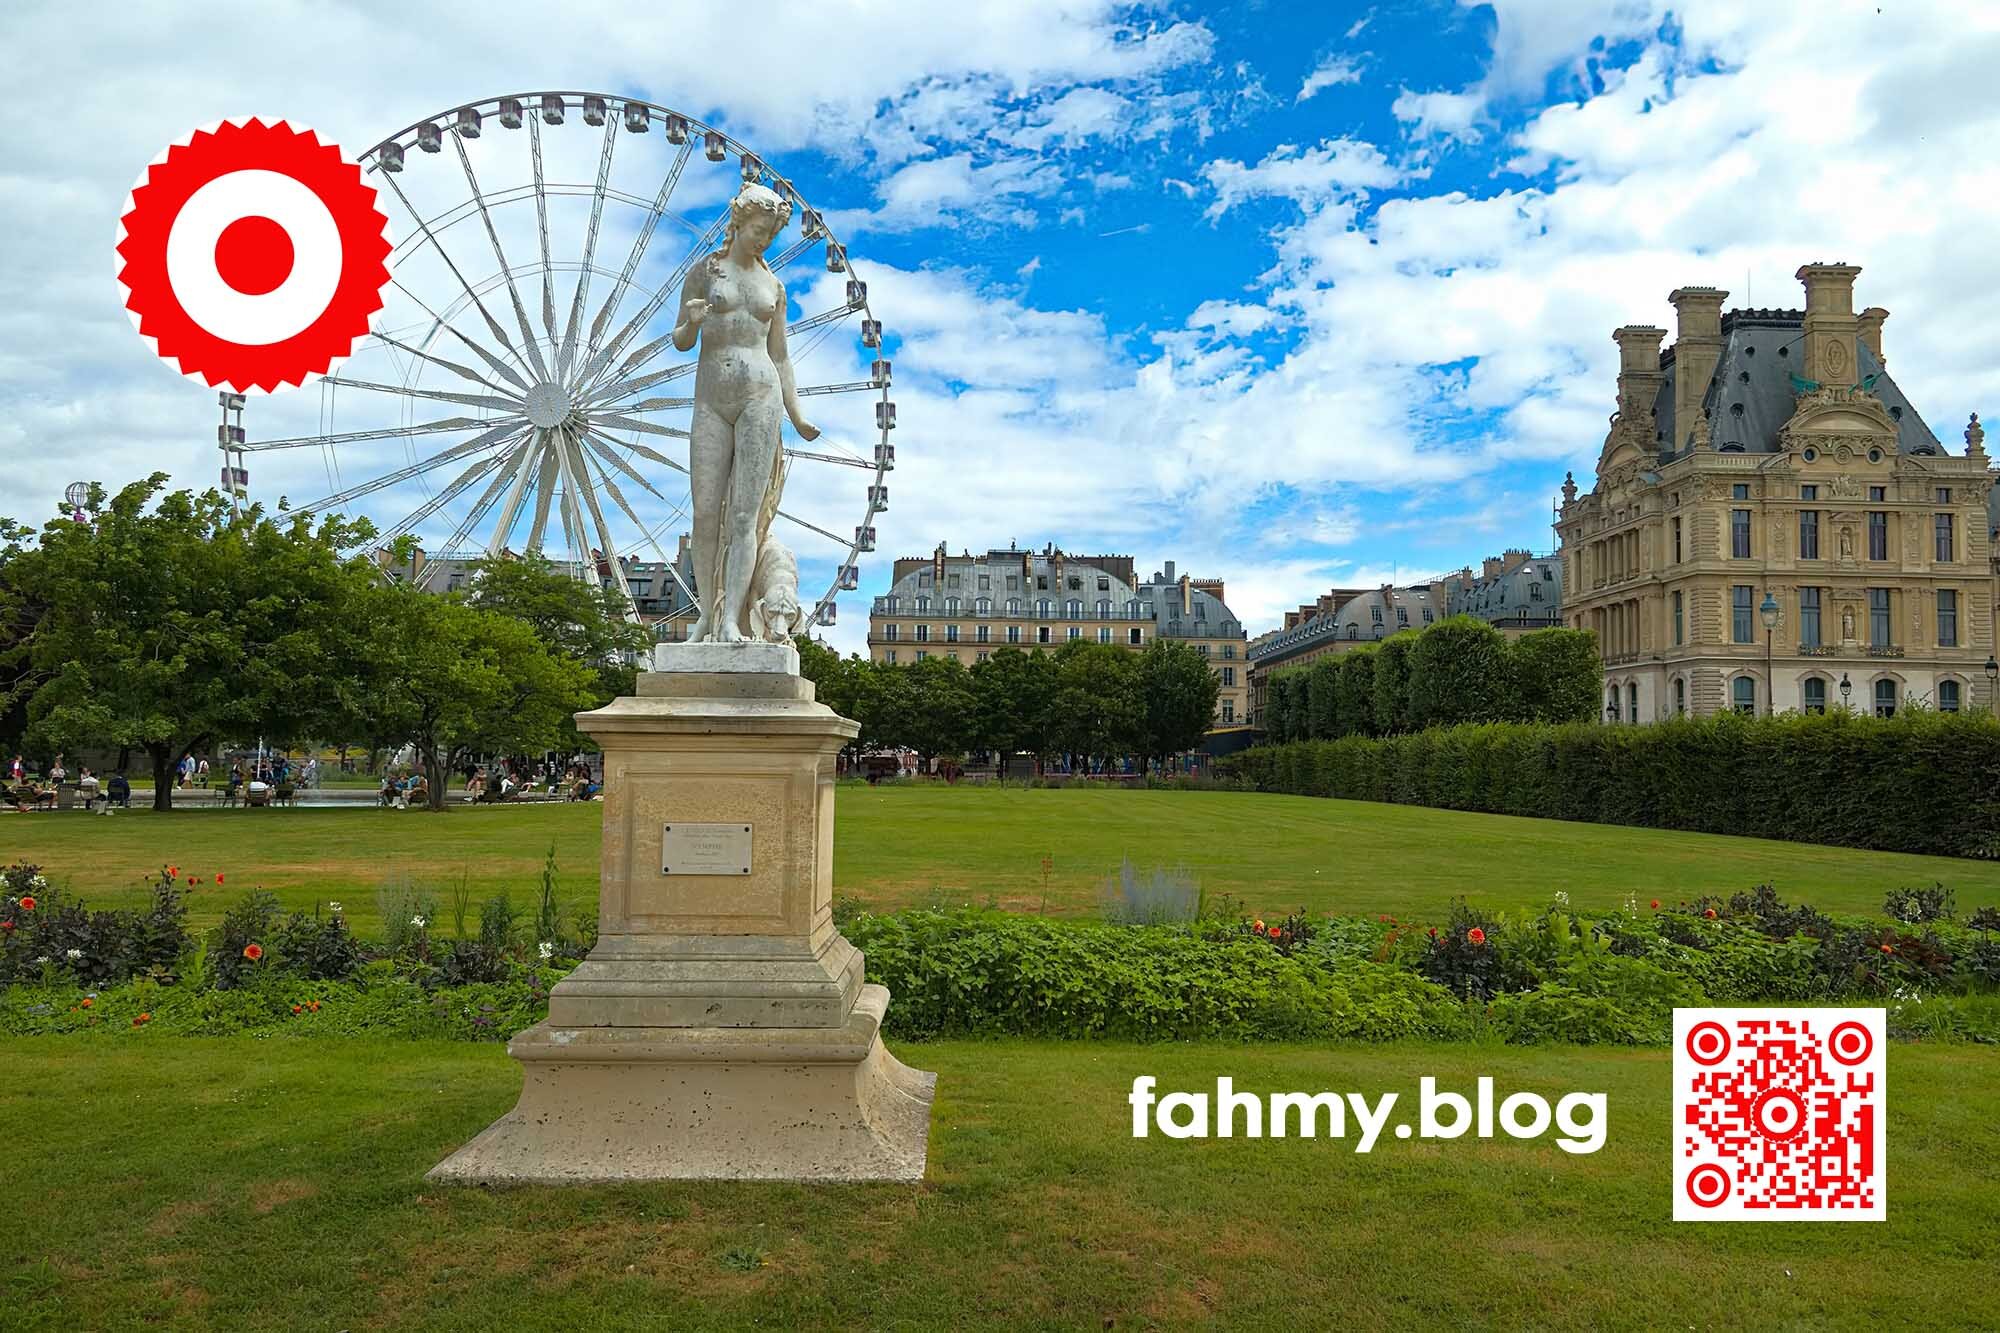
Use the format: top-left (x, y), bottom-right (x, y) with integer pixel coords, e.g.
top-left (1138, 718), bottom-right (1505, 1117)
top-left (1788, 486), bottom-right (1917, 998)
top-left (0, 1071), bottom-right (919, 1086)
top-left (524, 381), bottom-right (573, 429)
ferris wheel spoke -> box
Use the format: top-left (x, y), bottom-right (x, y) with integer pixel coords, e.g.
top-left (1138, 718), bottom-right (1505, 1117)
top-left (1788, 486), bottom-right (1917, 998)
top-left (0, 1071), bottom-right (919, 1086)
top-left (573, 210), bottom-right (727, 392)
top-left (789, 302), bottom-right (861, 338)
top-left (592, 413), bottom-right (690, 439)
top-left (377, 302), bottom-right (532, 396)
top-left (783, 447), bottom-right (876, 471)
top-left (566, 431), bottom-right (637, 617)
top-left (774, 506), bottom-right (848, 548)
top-left (620, 395), bottom-right (693, 412)
top-left (582, 356), bottom-right (696, 406)
top-left (528, 115), bottom-right (558, 346)
top-left (289, 420), bottom-right (526, 512)
top-left (379, 172), bottom-right (538, 383)
top-left (449, 133), bottom-right (553, 383)
top-left (582, 428), bottom-right (685, 476)
top-left (526, 448), bottom-right (561, 551)
top-left (243, 415), bottom-right (502, 451)
top-left (487, 430), bottom-right (548, 553)
top-left (585, 137), bottom-right (694, 365)
top-left (578, 431), bottom-right (670, 501)
top-left (370, 448), bottom-right (511, 552)
top-left (579, 448), bottom-right (664, 558)
top-left (557, 115), bottom-right (620, 380)
top-left (767, 234), bottom-right (818, 274)
top-left (320, 374), bottom-right (520, 414)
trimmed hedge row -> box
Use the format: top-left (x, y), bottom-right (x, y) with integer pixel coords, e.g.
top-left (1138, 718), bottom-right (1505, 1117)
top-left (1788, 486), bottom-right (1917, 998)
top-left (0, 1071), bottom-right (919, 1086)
top-left (1218, 710), bottom-right (2000, 859)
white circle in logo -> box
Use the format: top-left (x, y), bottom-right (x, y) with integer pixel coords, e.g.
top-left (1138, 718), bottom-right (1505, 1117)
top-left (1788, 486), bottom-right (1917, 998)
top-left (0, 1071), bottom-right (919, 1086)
top-left (164, 169), bottom-right (342, 346)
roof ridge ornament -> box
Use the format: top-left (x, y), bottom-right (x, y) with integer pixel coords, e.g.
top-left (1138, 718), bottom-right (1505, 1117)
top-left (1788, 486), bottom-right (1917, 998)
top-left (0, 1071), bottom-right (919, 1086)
top-left (1966, 412), bottom-right (1987, 460)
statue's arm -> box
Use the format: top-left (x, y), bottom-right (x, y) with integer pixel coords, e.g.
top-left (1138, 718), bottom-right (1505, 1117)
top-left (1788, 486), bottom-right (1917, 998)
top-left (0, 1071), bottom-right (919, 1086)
top-left (769, 281), bottom-right (818, 440)
top-left (671, 263), bottom-right (710, 353)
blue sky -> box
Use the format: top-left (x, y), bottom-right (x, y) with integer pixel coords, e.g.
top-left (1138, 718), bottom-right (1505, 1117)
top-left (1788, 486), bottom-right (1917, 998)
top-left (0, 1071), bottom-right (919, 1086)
top-left (4, 1), bottom-right (1998, 655)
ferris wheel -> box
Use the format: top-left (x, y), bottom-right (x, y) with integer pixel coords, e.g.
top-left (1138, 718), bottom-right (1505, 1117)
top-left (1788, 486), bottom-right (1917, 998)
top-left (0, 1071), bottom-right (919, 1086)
top-left (237, 91), bottom-right (895, 627)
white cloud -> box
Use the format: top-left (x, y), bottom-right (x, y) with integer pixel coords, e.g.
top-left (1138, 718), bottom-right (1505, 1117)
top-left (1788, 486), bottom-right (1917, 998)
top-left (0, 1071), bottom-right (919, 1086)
top-left (1297, 53), bottom-right (1364, 102)
top-left (1201, 138), bottom-right (1408, 219)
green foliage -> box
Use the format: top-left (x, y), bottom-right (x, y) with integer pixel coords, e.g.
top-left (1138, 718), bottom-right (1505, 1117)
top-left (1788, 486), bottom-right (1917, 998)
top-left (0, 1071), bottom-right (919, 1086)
top-left (1335, 647), bottom-right (1377, 738)
top-left (1370, 631), bottom-right (1416, 734)
top-left (1135, 639), bottom-right (1221, 769)
top-left (1048, 641), bottom-right (1140, 764)
top-left (0, 864), bottom-right (188, 988)
top-left (968, 646), bottom-right (1058, 773)
top-left (1099, 858), bottom-right (1202, 925)
top-left (1407, 615), bottom-right (1511, 729)
top-left (1224, 709), bottom-right (2000, 859)
top-left (1507, 626), bottom-right (1603, 724)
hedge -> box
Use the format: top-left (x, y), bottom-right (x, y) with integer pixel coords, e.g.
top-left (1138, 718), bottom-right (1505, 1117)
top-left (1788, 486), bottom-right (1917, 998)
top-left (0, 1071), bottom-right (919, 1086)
top-left (1218, 709), bottom-right (2000, 859)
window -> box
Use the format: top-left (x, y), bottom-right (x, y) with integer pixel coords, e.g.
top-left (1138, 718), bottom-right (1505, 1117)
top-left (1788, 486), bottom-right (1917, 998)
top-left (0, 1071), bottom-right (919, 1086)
top-left (1868, 486), bottom-right (1886, 502)
top-left (1067, 576), bottom-right (1081, 591)
top-left (1065, 598), bottom-right (1082, 618)
top-left (1935, 512), bottom-right (1954, 562)
top-left (1223, 645), bottom-right (1236, 659)
top-left (1037, 627), bottom-right (1051, 644)
top-left (1129, 628), bottom-right (1143, 645)
top-left (1672, 591), bottom-right (1684, 645)
top-left (1733, 483), bottom-right (1750, 500)
top-left (1937, 487), bottom-right (1953, 504)
top-left (1067, 626), bottom-right (1081, 642)
top-left (945, 596), bottom-right (960, 614)
top-left (1036, 576), bottom-right (1047, 590)
top-left (1197, 643), bottom-right (1211, 657)
top-left (976, 597), bottom-right (990, 614)
top-left (1037, 598), bottom-right (1052, 617)
top-left (976, 650), bottom-right (990, 663)
top-left (976, 624), bottom-right (989, 643)
top-left (1732, 676), bottom-right (1757, 715)
top-left (1868, 511), bottom-right (1887, 560)
top-left (1938, 588), bottom-right (1958, 646)
top-left (1222, 701), bottom-right (1235, 723)
top-left (1800, 485), bottom-right (1818, 501)
top-left (1628, 682), bottom-right (1638, 722)
top-left (1007, 598), bottom-right (1021, 615)
top-left (1370, 604), bottom-right (1384, 624)
top-left (1869, 588), bottom-right (1891, 647)
top-left (1006, 575), bottom-right (1019, 591)
top-left (885, 650), bottom-right (897, 664)
top-left (945, 624), bottom-right (959, 643)
top-left (1397, 606), bottom-right (1409, 625)
top-left (1672, 517), bottom-right (1683, 563)
top-left (1422, 608), bottom-right (1433, 624)
top-left (978, 573), bottom-right (991, 591)
top-left (1732, 585), bottom-right (1754, 643)
top-left (1799, 508), bottom-right (1819, 559)
top-left (1874, 678), bottom-right (1897, 718)
top-left (1607, 690), bottom-right (1620, 723)
top-left (1347, 625), bottom-right (1359, 639)
top-left (1007, 625), bottom-right (1021, 644)
top-left (917, 574), bottom-right (931, 588)
top-left (885, 596), bottom-right (899, 613)
top-left (1097, 599), bottom-right (1110, 616)
top-left (1097, 627), bottom-right (1111, 643)
top-left (915, 624), bottom-right (929, 643)
top-left (1803, 677), bottom-right (1826, 714)
top-left (1097, 576), bottom-right (1110, 591)
top-left (915, 595), bottom-right (929, 612)
top-left (1731, 509), bottom-right (1752, 558)
top-left (916, 650), bottom-right (928, 661)
top-left (1530, 583), bottom-right (1542, 602)
top-left (946, 573), bottom-right (961, 589)
top-left (1674, 678), bottom-right (1686, 715)
top-left (884, 623), bottom-right (899, 641)
top-left (1800, 587), bottom-right (1822, 647)
top-left (1940, 680), bottom-right (1961, 712)
top-left (1222, 667), bottom-right (1235, 686)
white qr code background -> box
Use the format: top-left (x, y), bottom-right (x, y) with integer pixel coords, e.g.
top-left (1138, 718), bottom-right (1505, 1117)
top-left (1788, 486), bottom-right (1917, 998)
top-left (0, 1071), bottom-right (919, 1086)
top-left (1672, 1008), bottom-right (1885, 1222)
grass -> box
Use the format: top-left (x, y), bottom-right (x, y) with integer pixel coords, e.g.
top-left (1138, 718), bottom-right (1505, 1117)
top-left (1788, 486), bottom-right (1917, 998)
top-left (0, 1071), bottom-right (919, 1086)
top-left (3, 1036), bottom-right (1994, 1329)
top-left (8, 784), bottom-right (2000, 933)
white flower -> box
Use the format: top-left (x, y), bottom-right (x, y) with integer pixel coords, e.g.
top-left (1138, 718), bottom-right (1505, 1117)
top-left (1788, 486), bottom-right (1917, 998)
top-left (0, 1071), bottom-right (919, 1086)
top-left (31, 874), bottom-right (48, 890)
top-left (538, 941), bottom-right (554, 961)
top-left (327, 901), bottom-right (343, 913)
top-left (65, 948), bottom-right (82, 961)
top-left (410, 915), bottom-right (427, 928)
top-left (1554, 890), bottom-right (1570, 908)
top-left (34, 956), bottom-right (49, 966)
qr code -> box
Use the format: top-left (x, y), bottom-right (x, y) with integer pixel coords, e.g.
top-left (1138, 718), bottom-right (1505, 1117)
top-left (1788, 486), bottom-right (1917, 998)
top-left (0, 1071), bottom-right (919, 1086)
top-left (1672, 1008), bottom-right (1885, 1221)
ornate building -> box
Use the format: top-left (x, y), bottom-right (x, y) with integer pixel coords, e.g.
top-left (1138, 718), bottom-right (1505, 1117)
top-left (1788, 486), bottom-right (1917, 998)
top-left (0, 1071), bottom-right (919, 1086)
top-left (865, 543), bottom-right (1250, 725)
top-left (1556, 263), bottom-right (1996, 721)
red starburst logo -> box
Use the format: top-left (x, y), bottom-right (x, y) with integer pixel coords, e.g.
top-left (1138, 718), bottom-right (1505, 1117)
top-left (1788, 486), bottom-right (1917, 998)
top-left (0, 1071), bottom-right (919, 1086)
top-left (115, 117), bottom-right (392, 393)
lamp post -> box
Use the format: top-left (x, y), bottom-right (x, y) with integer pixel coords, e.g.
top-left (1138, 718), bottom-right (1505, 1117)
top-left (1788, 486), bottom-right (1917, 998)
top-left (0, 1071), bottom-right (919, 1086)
top-left (1759, 590), bottom-right (1780, 716)
top-left (1839, 672), bottom-right (1852, 712)
top-left (1986, 654), bottom-right (1999, 712)
top-left (1606, 698), bottom-right (1618, 726)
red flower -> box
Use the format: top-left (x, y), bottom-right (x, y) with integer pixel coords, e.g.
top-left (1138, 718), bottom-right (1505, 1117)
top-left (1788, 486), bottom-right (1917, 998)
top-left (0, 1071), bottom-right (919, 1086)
top-left (1253, 919), bottom-right (1265, 932)
top-left (1467, 927), bottom-right (1487, 945)
top-left (242, 943), bottom-right (264, 962)
top-left (187, 877), bottom-right (197, 886)
top-left (17, 896), bottom-right (33, 912)
top-left (292, 1005), bottom-right (302, 1015)
top-left (216, 873), bottom-right (224, 884)
top-left (1703, 908), bottom-right (1718, 920)
top-left (0, 921), bottom-right (11, 933)
top-left (168, 866), bottom-right (178, 878)
top-left (1880, 943), bottom-right (1895, 955)
top-left (1427, 927), bottom-right (1438, 938)
top-left (1649, 899), bottom-right (1661, 910)
top-left (132, 1016), bottom-right (144, 1027)
top-left (308, 1000), bottom-right (320, 1012)
top-left (1268, 925), bottom-right (1283, 938)
top-left (80, 997), bottom-right (92, 1009)
top-left (138, 1012), bottom-right (151, 1023)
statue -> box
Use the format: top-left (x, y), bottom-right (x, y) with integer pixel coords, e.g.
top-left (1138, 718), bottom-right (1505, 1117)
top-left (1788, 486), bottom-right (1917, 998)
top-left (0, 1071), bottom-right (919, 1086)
top-left (674, 184), bottom-right (820, 643)
top-left (1838, 524), bottom-right (1854, 560)
top-left (1841, 605), bottom-right (1855, 640)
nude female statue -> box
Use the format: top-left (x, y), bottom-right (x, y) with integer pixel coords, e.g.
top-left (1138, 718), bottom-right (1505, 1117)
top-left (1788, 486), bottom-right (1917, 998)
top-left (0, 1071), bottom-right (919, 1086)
top-left (674, 183), bottom-right (818, 643)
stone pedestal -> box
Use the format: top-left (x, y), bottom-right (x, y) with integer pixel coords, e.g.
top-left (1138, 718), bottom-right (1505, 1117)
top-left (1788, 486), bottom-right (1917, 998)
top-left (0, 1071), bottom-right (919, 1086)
top-left (429, 657), bottom-right (935, 1184)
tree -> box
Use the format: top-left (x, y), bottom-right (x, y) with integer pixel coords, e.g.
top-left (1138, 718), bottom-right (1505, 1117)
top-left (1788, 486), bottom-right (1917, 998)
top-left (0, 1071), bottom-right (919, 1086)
top-left (1336, 647), bottom-right (1378, 738)
top-left (459, 551), bottom-right (650, 740)
top-left (2, 477), bottom-right (376, 809)
top-left (1051, 641), bottom-right (1141, 770)
top-left (355, 585), bottom-right (599, 810)
top-left (900, 655), bottom-right (977, 770)
top-left (797, 638), bottom-right (884, 760)
top-left (1407, 615), bottom-right (1512, 729)
top-left (1135, 638), bottom-right (1221, 771)
top-left (1265, 670), bottom-right (1298, 743)
top-left (1370, 631), bottom-right (1418, 735)
top-left (971, 646), bottom-right (1057, 777)
top-left (1508, 627), bottom-right (1602, 723)
top-left (1306, 656), bottom-right (1340, 739)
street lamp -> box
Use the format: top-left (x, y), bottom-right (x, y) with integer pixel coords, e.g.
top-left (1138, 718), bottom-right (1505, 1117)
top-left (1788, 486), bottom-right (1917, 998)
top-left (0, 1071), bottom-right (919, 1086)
top-left (1986, 654), bottom-right (1999, 712)
top-left (1759, 590), bottom-right (1780, 716)
top-left (1839, 672), bottom-right (1852, 711)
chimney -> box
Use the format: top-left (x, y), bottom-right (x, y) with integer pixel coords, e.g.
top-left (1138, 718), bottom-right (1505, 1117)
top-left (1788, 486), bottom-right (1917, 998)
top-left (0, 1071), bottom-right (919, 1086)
top-left (1163, 560), bottom-right (1176, 583)
top-left (1667, 290), bottom-right (1727, 450)
top-left (1503, 548), bottom-right (1532, 574)
top-left (1481, 557), bottom-right (1502, 580)
top-left (1857, 306), bottom-right (1889, 368)
top-left (1796, 262), bottom-right (1862, 389)
top-left (1612, 325), bottom-right (1668, 443)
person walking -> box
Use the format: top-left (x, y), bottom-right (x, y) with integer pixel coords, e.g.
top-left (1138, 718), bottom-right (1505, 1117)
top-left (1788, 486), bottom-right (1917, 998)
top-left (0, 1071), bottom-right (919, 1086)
top-left (196, 756), bottom-right (210, 787)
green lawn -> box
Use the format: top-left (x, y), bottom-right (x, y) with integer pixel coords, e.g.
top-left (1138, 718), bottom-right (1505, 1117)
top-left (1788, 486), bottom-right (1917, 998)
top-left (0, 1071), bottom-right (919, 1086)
top-left (2, 1036), bottom-right (1993, 1329)
top-left (8, 784), bottom-right (2000, 933)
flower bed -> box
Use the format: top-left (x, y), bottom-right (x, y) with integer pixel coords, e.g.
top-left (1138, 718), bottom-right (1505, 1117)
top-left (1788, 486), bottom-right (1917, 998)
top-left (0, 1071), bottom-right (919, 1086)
top-left (6, 863), bottom-right (1998, 1046)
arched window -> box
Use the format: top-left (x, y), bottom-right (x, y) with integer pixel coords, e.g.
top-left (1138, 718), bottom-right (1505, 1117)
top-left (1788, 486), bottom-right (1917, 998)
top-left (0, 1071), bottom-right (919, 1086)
top-left (1346, 625), bottom-right (1359, 640)
top-left (1673, 678), bottom-right (1686, 715)
top-left (1802, 677), bottom-right (1827, 714)
top-left (945, 596), bottom-right (960, 614)
top-left (1873, 678), bottom-right (1897, 718)
top-left (1037, 598), bottom-right (1052, 617)
top-left (1007, 598), bottom-right (1021, 615)
top-left (916, 595), bottom-right (929, 612)
top-left (1066, 598), bottom-right (1082, 618)
top-left (1627, 682), bottom-right (1638, 722)
top-left (1939, 679), bottom-right (1961, 713)
top-left (1097, 599), bottom-right (1110, 616)
top-left (1732, 676), bottom-right (1757, 715)
top-left (1607, 689), bottom-right (1621, 723)
top-left (975, 597), bottom-right (990, 614)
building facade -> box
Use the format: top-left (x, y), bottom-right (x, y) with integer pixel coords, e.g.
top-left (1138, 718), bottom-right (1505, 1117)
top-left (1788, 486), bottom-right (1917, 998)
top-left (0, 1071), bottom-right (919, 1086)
top-left (1436, 550), bottom-right (1564, 635)
top-left (864, 543), bottom-right (1250, 725)
top-left (1246, 582), bottom-right (1443, 726)
top-left (1556, 262), bottom-right (1997, 722)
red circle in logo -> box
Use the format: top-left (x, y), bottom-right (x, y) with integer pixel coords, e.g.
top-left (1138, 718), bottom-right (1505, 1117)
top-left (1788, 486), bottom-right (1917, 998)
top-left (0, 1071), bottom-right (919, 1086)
top-left (1685, 1163), bottom-right (1731, 1208)
top-left (1827, 1021), bottom-right (1873, 1066)
top-left (1751, 1087), bottom-right (1808, 1142)
top-left (214, 215), bottom-right (295, 295)
top-left (1686, 1020), bottom-right (1731, 1066)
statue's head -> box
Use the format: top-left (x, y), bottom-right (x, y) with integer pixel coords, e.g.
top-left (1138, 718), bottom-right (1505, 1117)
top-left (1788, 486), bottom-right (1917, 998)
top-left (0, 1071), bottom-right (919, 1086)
top-left (726, 183), bottom-right (792, 258)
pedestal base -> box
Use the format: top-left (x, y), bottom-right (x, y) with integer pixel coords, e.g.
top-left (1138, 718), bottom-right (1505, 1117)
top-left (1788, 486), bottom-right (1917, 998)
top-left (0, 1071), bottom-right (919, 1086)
top-left (427, 985), bottom-right (936, 1184)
